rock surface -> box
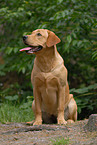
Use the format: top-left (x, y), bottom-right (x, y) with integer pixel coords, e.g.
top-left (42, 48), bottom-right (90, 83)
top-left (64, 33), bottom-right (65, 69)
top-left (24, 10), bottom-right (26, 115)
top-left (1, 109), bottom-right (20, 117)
top-left (84, 114), bottom-right (97, 132)
top-left (0, 115), bottom-right (97, 145)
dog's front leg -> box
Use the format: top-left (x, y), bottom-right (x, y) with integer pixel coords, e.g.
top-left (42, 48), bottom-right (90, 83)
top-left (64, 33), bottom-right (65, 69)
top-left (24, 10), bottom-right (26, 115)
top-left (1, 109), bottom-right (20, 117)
top-left (33, 88), bottom-right (42, 125)
top-left (57, 87), bottom-right (67, 125)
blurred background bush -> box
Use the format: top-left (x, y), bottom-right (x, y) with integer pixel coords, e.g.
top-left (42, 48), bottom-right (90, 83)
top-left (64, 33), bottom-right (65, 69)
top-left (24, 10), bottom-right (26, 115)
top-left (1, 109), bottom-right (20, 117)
top-left (0, 0), bottom-right (97, 122)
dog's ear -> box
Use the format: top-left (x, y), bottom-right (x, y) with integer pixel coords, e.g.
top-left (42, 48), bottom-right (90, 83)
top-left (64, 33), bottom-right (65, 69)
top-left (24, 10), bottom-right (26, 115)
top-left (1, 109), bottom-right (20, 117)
top-left (46, 30), bottom-right (61, 47)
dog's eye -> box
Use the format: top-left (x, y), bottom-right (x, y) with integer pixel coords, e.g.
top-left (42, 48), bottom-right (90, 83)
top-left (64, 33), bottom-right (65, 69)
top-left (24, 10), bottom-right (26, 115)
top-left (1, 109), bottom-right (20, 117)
top-left (37, 33), bottom-right (42, 36)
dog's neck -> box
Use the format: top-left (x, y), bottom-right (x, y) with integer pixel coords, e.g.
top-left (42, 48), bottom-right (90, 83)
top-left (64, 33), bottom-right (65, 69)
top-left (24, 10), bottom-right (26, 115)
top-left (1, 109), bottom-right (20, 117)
top-left (35, 45), bottom-right (63, 72)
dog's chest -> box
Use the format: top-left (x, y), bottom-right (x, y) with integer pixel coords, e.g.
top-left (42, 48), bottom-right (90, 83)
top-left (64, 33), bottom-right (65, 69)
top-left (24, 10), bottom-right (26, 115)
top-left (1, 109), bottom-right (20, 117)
top-left (34, 72), bottom-right (59, 100)
top-left (35, 72), bottom-right (58, 92)
top-left (34, 72), bottom-right (58, 112)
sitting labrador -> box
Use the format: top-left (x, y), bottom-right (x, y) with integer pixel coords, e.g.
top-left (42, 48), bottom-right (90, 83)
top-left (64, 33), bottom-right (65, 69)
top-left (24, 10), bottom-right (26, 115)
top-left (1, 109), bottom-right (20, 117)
top-left (20, 29), bottom-right (77, 125)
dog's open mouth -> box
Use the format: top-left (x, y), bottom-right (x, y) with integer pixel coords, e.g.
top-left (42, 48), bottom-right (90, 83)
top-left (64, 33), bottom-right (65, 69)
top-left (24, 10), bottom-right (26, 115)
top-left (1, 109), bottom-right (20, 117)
top-left (20, 45), bottom-right (43, 54)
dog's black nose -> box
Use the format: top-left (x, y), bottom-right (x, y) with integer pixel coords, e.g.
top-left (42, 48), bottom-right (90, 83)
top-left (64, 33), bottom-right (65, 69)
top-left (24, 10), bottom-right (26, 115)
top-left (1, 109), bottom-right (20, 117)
top-left (23, 35), bottom-right (28, 41)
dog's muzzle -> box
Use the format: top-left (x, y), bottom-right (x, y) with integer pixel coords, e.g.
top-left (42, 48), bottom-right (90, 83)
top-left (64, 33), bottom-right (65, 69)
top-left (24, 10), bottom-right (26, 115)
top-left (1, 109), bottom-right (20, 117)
top-left (20, 36), bottom-right (43, 54)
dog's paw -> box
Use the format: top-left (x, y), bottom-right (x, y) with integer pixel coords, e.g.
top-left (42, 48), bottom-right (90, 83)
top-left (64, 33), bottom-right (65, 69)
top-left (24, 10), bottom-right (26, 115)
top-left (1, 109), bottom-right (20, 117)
top-left (33, 120), bottom-right (42, 126)
top-left (67, 119), bottom-right (74, 124)
top-left (57, 119), bottom-right (67, 125)
top-left (26, 120), bottom-right (34, 125)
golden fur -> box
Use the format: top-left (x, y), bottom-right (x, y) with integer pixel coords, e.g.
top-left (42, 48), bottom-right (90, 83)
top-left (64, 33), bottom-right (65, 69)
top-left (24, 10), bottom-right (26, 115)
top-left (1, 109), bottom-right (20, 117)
top-left (22, 29), bottom-right (77, 125)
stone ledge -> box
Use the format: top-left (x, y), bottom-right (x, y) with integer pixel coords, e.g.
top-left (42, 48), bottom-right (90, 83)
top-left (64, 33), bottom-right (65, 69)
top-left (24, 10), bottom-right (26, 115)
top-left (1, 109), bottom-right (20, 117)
top-left (84, 114), bottom-right (97, 132)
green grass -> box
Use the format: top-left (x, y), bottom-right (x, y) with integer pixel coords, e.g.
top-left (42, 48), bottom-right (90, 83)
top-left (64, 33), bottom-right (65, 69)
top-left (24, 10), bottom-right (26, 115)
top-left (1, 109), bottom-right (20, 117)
top-left (0, 102), bottom-right (34, 123)
top-left (51, 137), bottom-right (69, 145)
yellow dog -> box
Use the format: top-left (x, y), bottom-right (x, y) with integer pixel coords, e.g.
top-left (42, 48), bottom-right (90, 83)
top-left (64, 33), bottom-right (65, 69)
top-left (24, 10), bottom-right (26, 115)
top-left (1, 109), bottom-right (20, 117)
top-left (20, 29), bottom-right (77, 125)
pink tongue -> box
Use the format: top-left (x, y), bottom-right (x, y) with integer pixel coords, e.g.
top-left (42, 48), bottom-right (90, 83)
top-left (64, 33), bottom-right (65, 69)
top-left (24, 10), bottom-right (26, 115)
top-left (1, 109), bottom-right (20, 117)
top-left (20, 47), bottom-right (31, 52)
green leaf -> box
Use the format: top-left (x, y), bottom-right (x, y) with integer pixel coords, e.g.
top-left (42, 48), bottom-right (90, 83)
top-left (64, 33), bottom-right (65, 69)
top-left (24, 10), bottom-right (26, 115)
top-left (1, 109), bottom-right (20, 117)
top-left (74, 88), bottom-right (88, 94)
top-left (71, 84), bottom-right (97, 94)
top-left (92, 50), bottom-right (97, 60)
top-left (22, 67), bottom-right (26, 74)
top-left (77, 41), bottom-right (82, 47)
top-left (72, 40), bottom-right (78, 46)
top-left (64, 43), bottom-right (70, 53)
top-left (14, 47), bottom-right (18, 53)
top-left (5, 95), bottom-right (18, 101)
top-left (87, 84), bottom-right (97, 90)
top-left (57, 0), bottom-right (63, 3)
top-left (67, 35), bottom-right (72, 43)
top-left (27, 96), bottom-right (33, 99)
top-left (5, 47), bottom-right (13, 54)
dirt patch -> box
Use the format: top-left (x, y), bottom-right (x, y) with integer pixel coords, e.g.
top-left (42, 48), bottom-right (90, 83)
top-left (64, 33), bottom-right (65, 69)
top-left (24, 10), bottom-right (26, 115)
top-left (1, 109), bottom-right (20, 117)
top-left (0, 119), bottom-right (97, 145)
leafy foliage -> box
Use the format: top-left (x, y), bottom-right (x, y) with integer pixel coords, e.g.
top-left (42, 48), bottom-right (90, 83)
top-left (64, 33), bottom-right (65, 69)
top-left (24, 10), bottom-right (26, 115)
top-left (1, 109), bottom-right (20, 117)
top-left (0, 0), bottom-right (97, 119)
top-left (70, 84), bottom-right (97, 118)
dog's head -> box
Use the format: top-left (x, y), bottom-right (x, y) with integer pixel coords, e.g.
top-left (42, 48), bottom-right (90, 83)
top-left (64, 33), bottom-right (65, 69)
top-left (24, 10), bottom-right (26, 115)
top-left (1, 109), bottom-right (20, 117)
top-left (20, 29), bottom-right (61, 54)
